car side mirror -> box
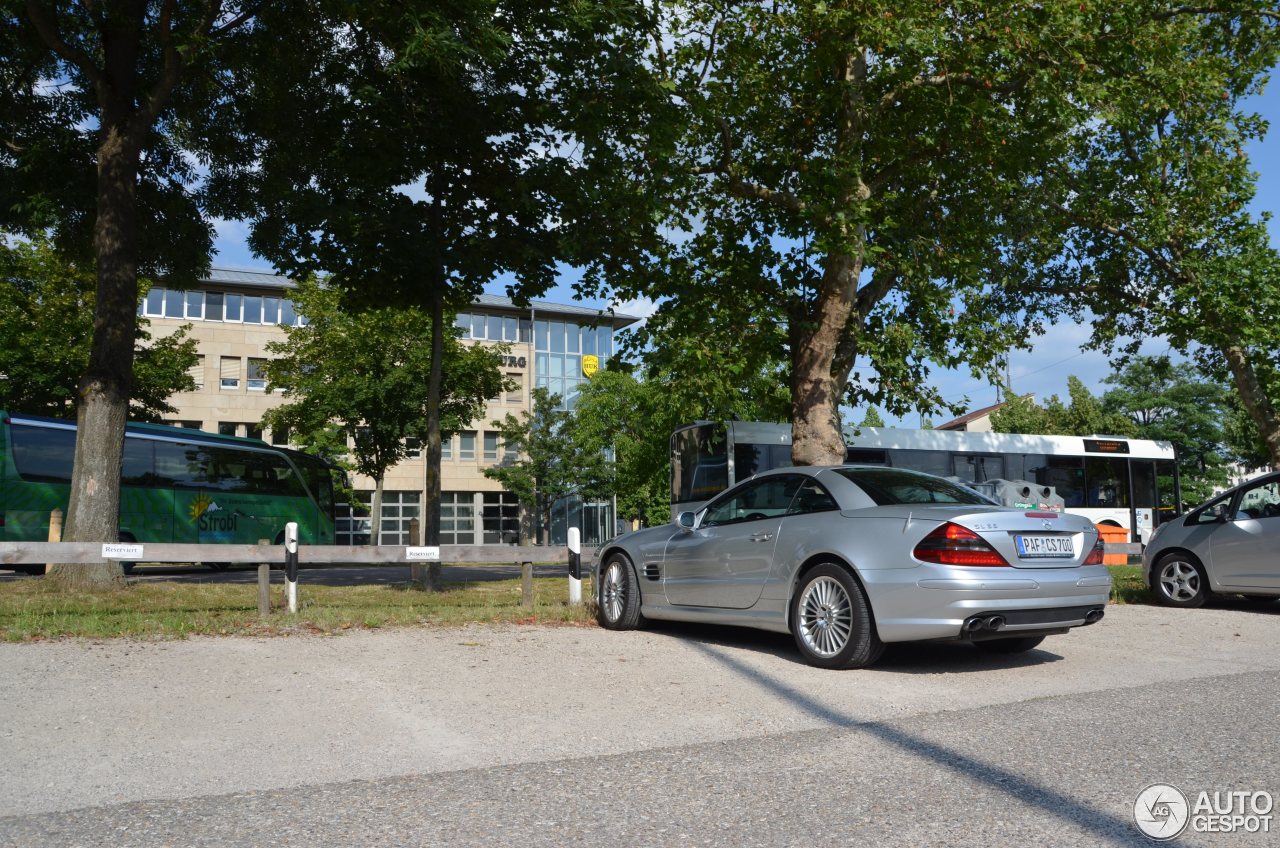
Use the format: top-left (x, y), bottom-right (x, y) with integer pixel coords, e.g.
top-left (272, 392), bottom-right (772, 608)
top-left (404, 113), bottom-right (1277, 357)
top-left (677, 511), bottom-right (696, 531)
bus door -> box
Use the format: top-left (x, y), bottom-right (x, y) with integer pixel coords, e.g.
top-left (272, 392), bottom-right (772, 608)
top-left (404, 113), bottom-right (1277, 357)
top-left (1129, 459), bottom-right (1158, 544)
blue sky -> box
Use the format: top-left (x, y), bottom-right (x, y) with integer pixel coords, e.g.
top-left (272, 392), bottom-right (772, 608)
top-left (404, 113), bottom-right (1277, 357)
top-left (210, 74), bottom-right (1279, 428)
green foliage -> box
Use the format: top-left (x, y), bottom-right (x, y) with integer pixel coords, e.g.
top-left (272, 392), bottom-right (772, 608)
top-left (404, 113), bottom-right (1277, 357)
top-left (1021, 4), bottom-right (1280, 466)
top-left (484, 388), bottom-right (614, 540)
top-left (1101, 356), bottom-right (1233, 503)
top-left (0, 236), bottom-right (198, 420)
top-left (859, 407), bottom-right (886, 429)
top-left (260, 276), bottom-right (506, 487)
top-left (990, 377), bottom-right (1136, 437)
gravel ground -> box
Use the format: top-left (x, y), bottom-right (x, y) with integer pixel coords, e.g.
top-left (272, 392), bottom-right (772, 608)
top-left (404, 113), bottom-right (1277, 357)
top-left (2, 601), bottom-right (1279, 822)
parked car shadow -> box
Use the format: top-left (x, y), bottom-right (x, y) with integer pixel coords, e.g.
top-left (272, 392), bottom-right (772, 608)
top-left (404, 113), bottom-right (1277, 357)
top-left (640, 619), bottom-right (1065, 672)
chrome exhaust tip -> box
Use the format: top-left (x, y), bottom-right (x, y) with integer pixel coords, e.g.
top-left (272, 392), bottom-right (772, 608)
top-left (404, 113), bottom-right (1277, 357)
top-left (986, 615), bottom-right (1005, 631)
top-left (1084, 608), bottom-right (1104, 625)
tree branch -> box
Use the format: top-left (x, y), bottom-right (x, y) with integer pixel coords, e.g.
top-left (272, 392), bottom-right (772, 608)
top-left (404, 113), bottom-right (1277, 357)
top-left (875, 71), bottom-right (1021, 117)
top-left (23, 2), bottom-right (105, 91)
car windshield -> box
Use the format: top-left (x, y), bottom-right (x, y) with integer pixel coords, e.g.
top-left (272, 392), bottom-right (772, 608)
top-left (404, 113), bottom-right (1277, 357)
top-left (833, 467), bottom-right (998, 506)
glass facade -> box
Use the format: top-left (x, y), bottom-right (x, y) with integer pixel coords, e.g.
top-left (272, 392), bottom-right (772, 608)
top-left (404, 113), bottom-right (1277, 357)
top-left (140, 287), bottom-right (305, 326)
top-left (533, 318), bottom-right (613, 410)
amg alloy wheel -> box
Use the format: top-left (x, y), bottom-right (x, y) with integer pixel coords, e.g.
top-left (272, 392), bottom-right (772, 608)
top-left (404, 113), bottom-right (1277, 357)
top-left (596, 553), bottom-right (644, 630)
top-left (791, 563), bottom-right (883, 669)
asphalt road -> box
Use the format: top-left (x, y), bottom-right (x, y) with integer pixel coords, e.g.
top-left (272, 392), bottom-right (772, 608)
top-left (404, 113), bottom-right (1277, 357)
top-left (2, 601), bottom-right (1279, 846)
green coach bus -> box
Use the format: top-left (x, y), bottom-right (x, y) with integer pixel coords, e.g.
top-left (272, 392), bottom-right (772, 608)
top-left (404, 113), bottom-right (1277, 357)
top-left (1, 410), bottom-right (337, 572)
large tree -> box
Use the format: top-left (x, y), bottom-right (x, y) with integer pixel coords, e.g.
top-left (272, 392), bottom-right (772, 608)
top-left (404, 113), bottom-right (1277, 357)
top-left (1, 1), bottom-right (262, 588)
top-left (1026, 6), bottom-right (1280, 467)
top-left (210, 0), bottom-right (658, 562)
top-left (595, 2), bottom-right (1280, 468)
top-left (260, 277), bottom-right (506, 545)
top-left (0, 236), bottom-right (198, 420)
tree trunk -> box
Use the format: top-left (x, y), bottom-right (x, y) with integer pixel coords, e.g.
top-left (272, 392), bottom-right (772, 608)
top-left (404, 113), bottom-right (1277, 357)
top-left (48, 123), bottom-right (141, 590)
top-left (1219, 342), bottom-right (1280, 470)
top-left (370, 474), bottom-right (385, 547)
top-left (790, 252), bottom-right (862, 466)
top-left (423, 291), bottom-right (445, 590)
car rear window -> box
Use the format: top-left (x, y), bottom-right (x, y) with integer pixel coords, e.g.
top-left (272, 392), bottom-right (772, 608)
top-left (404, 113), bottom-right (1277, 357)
top-left (833, 467), bottom-right (997, 506)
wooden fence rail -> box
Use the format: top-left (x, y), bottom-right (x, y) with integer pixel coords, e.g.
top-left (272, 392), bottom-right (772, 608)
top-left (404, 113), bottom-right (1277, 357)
top-left (0, 542), bottom-right (595, 567)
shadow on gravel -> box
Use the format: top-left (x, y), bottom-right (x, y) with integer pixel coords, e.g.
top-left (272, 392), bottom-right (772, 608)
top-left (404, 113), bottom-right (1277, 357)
top-left (639, 619), bottom-right (1066, 673)
top-left (687, 639), bottom-right (1137, 844)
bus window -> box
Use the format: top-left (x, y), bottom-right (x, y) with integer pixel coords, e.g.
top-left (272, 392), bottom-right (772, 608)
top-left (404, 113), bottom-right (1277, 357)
top-left (1085, 457), bottom-right (1130, 508)
top-left (672, 425), bottom-right (728, 503)
top-left (734, 443), bottom-right (792, 480)
top-left (10, 424), bottom-right (75, 483)
top-left (845, 448), bottom-right (888, 465)
top-left (122, 439), bottom-right (158, 487)
top-left (1028, 455), bottom-right (1085, 507)
top-left (888, 449), bottom-right (950, 479)
top-left (952, 454), bottom-right (1005, 483)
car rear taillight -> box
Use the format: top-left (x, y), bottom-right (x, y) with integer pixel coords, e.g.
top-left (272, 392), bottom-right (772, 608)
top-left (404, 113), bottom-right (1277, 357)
top-left (913, 522), bottom-right (1010, 567)
top-left (1083, 536), bottom-right (1105, 566)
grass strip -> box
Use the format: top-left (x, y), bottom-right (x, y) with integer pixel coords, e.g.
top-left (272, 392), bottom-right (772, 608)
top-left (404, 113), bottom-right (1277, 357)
top-left (0, 576), bottom-right (596, 641)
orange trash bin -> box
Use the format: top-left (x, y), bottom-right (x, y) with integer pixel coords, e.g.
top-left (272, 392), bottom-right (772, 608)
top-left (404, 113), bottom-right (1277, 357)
top-left (1094, 523), bottom-right (1130, 565)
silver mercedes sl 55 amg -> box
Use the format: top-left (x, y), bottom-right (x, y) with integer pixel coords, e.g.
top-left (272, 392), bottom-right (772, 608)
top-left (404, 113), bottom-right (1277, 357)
top-left (593, 465), bottom-right (1111, 669)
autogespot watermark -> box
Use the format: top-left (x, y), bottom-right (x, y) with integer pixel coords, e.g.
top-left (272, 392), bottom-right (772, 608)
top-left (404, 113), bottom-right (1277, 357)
top-left (1134, 783), bottom-right (1274, 840)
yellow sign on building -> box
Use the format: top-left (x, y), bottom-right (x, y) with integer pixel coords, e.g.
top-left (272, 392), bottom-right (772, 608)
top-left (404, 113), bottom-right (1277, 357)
top-left (582, 355), bottom-right (599, 378)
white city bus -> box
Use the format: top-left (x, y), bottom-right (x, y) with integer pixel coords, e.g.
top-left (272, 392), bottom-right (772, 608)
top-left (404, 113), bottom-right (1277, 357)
top-left (671, 421), bottom-right (1182, 545)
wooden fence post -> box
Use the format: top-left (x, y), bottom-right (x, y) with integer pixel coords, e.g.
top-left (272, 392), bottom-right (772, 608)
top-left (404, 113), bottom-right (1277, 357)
top-left (408, 517), bottom-right (424, 587)
top-left (43, 508), bottom-right (63, 576)
top-left (521, 561), bottom-right (534, 609)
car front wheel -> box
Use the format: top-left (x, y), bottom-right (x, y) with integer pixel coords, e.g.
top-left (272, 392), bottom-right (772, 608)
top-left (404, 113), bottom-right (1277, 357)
top-left (790, 564), bottom-right (884, 669)
top-left (1153, 553), bottom-right (1208, 608)
top-left (596, 553), bottom-right (644, 631)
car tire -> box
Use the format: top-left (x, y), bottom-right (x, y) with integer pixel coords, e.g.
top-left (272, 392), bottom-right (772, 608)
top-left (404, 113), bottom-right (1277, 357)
top-left (974, 636), bottom-right (1046, 654)
top-left (1153, 552), bottom-right (1208, 608)
top-left (596, 553), bottom-right (645, 631)
top-left (790, 563), bottom-right (884, 669)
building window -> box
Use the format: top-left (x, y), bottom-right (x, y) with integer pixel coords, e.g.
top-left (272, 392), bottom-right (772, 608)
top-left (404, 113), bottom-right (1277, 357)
top-left (441, 434), bottom-right (453, 460)
top-left (163, 289), bottom-right (184, 318)
top-left (455, 313), bottom-right (472, 339)
top-left (503, 437), bottom-right (518, 464)
top-left (187, 355), bottom-right (204, 391)
top-left (246, 424), bottom-right (264, 441)
top-left (205, 291), bottom-right (224, 321)
top-left (144, 288), bottom-right (164, 316)
top-left (483, 431), bottom-right (499, 462)
top-left (217, 422), bottom-right (238, 437)
top-left (506, 374), bottom-right (523, 404)
top-left (168, 420), bottom-right (203, 430)
top-left (185, 290), bottom-right (204, 319)
top-left (440, 492), bottom-right (476, 545)
top-left (247, 358), bottom-right (268, 391)
top-left (405, 437), bottom-right (421, 459)
top-left (281, 298), bottom-right (297, 326)
top-left (271, 426), bottom-right (290, 446)
top-left (459, 431), bottom-right (476, 461)
top-left (219, 357), bottom-right (241, 390)
top-left (376, 491), bottom-right (420, 545)
top-left (336, 497), bottom-right (371, 545)
top-left (224, 293), bottom-right (243, 322)
top-left (482, 492), bottom-right (520, 544)
top-left (243, 295), bottom-right (262, 324)
top-left (263, 296), bottom-right (280, 325)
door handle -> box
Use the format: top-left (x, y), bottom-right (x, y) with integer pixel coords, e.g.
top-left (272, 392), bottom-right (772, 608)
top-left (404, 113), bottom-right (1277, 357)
top-left (750, 533), bottom-right (773, 542)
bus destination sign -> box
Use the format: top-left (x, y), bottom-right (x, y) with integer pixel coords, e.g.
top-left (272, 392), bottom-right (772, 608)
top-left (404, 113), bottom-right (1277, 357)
top-left (1084, 439), bottom-right (1130, 454)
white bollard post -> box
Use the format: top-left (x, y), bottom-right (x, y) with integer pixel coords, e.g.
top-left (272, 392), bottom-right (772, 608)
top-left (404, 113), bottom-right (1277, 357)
top-left (285, 522), bottom-right (299, 614)
top-left (568, 527), bottom-right (582, 605)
